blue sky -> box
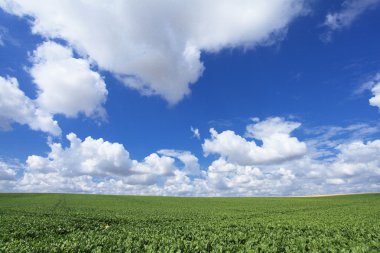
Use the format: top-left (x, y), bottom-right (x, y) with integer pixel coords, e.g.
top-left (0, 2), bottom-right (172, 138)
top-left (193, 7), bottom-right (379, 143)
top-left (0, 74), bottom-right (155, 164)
top-left (0, 0), bottom-right (380, 196)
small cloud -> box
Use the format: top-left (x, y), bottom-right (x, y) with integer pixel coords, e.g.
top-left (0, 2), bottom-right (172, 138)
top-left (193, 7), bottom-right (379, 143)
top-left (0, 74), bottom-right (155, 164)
top-left (370, 84), bottom-right (380, 110)
top-left (191, 126), bottom-right (200, 140)
top-left (354, 73), bottom-right (380, 110)
top-left (353, 74), bottom-right (379, 96)
top-left (321, 0), bottom-right (380, 40)
top-left (0, 26), bottom-right (19, 47)
top-left (324, 0), bottom-right (380, 30)
top-left (319, 31), bottom-right (333, 43)
top-left (250, 117), bottom-right (260, 123)
top-left (0, 28), bottom-right (4, 46)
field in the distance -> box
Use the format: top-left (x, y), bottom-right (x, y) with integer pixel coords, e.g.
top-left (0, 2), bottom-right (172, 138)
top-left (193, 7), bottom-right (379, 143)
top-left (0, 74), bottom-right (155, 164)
top-left (0, 193), bottom-right (379, 252)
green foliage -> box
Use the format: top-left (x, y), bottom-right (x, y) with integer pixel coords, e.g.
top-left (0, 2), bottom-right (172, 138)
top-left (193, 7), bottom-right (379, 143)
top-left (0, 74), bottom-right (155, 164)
top-left (0, 193), bottom-right (379, 252)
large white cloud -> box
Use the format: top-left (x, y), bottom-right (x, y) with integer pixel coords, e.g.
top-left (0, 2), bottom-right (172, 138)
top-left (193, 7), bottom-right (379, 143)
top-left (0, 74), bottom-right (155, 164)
top-left (284, 124), bottom-right (380, 195)
top-left (0, 76), bottom-right (61, 135)
top-left (205, 158), bottom-right (295, 196)
top-left (203, 117), bottom-right (307, 165)
top-left (201, 120), bottom-right (380, 196)
top-left (30, 41), bottom-right (108, 119)
top-left (331, 140), bottom-right (380, 177)
top-left (0, 0), bottom-right (306, 104)
top-left (0, 41), bottom-right (108, 136)
top-left (26, 133), bottom-right (134, 177)
top-left (17, 133), bottom-right (199, 194)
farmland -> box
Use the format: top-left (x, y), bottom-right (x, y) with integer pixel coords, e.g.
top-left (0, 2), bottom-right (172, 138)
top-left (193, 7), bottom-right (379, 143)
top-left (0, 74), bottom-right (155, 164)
top-left (0, 193), bottom-right (379, 252)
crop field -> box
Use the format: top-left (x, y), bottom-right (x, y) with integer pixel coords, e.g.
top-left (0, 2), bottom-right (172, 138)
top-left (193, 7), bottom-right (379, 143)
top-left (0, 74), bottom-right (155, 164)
top-left (0, 193), bottom-right (379, 252)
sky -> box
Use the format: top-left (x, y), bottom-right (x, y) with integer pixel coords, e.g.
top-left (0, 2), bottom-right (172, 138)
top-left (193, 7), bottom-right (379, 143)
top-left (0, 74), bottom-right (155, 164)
top-left (0, 0), bottom-right (380, 196)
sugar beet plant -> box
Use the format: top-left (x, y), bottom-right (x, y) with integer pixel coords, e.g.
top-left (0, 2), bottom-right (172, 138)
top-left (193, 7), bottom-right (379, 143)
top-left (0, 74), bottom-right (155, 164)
top-left (0, 193), bottom-right (379, 252)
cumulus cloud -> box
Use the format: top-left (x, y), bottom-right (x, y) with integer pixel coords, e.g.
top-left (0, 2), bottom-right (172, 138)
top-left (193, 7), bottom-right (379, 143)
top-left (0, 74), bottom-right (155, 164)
top-left (0, 0), bottom-right (306, 104)
top-left (287, 126), bottom-right (380, 195)
top-left (16, 133), bottom-right (200, 194)
top-left (26, 133), bottom-right (134, 177)
top-left (0, 160), bottom-right (17, 180)
top-left (331, 140), bottom-right (380, 177)
top-left (370, 85), bottom-right (380, 109)
top-left (201, 119), bottom-right (380, 196)
top-left (0, 41), bottom-right (108, 136)
top-left (204, 158), bottom-right (296, 196)
top-left (0, 76), bottom-right (61, 135)
top-left (3, 119), bottom-right (380, 196)
top-left (0, 160), bottom-right (19, 191)
top-left (158, 149), bottom-right (202, 176)
top-left (30, 41), bottom-right (108, 119)
top-left (203, 117), bottom-right (307, 165)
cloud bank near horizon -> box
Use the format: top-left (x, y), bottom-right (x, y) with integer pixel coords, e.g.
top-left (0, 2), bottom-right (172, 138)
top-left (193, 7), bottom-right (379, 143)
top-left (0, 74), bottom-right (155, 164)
top-left (2, 117), bottom-right (379, 196)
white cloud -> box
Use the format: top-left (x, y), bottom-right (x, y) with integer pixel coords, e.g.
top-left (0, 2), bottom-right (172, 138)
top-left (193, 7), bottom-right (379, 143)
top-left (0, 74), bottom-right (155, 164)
top-left (30, 41), bottom-right (108, 119)
top-left (158, 149), bottom-right (202, 176)
top-left (205, 158), bottom-right (295, 196)
top-left (245, 117), bottom-right (301, 139)
top-left (330, 140), bottom-right (380, 178)
top-left (16, 133), bottom-right (200, 194)
top-left (26, 132), bottom-right (134, 177)
top-left (0, 0), bottom-right (306, 104)
top-left (324, 0), bottom-right (380, 30)
top-left (355, 73), bottom-right (380, 110)
top-left (201, 120), bottom-right (380, 196)
top-left (304, 123), bottom-right (380, 159)
top-left (369, 75), bottom-right (380, 110)
top-left (3, 120), bottom-right (380, 196)
top-left (0, 160), bottom-right (19, 191)
top-left (0, 27), bottom-right (5, 46)
top-left (0, 160), bottom-right (17, 180)
top-left (203, 117), bottom-right (306, 165)
top-left (0, 26), bottom-right (18, 47)
top-left (0, 76), bottom-right (61, 135)
top-left (130, 153), bottom-right (175, 178)
top-left (370, 84), bottom-right (380, 109)
top-left (0, 41), bottom-right (108, 136)
top-left (205, 125), bottom-right (380, 195)
top-left (287, 128), bottom-right (380, 195)
top-left (190, 126), bottom-right (200, 140)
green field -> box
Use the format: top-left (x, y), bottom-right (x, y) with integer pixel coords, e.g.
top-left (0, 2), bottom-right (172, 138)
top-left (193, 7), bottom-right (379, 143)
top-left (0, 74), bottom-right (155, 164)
top-left (0, 193), bottom-right (379, 252)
